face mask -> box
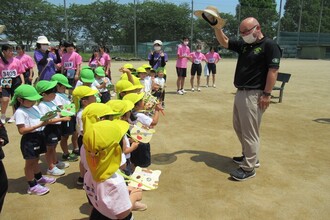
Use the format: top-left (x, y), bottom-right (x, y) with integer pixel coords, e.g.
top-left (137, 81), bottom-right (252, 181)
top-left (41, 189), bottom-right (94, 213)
top-left (41, 45), bottom-right (49, 51)
top-left (154, 46), bottom-right (161, 51)
top-left (183, 41), bottom-right (189, 46)
top-left (242, 27), bottom-right (257, 44)
top-left (197, 50), bottom-right (201, 53)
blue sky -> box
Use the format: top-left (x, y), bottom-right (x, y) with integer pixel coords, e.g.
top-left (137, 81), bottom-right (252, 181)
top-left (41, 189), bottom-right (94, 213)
top-left (50, 0), bottom-right (286, 16)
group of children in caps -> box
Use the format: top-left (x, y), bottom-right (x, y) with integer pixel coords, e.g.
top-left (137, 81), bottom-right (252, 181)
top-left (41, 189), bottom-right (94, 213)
top-left (11, 61), bottom-right (165, 219)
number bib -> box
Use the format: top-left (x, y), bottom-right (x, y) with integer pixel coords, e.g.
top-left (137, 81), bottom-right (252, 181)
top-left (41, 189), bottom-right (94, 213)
top-left (1, 78), bottom-right (12, 88)
top-left (64, 62), bottom-right (73, 69)
top-left (208, 58), bottom-right (215, 63)
top-left (194, 59), bottom-right (201, 65)
top-left (2, 69), bottom-right (18, 78)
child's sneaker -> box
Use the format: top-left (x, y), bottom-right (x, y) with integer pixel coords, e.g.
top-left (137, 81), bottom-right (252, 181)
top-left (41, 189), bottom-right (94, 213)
top-left (47, 167), bottom-right (65, 176)
top-left (0, 115), bottom-right (6, 124)
top-left (62, 153), bottom-right (78, 162)
top-left (37, 176), bottom-right (56, 185)
top-left (72, 148), bottom-right (80, 156)
top-left (55, 161), bottom-right (70, 169)
top-left (27, 184), bottom-right (49, 196)
top-left (76, 176), bottom-right (84, 186)
top-left (7, 116), bottom-right (15, 123)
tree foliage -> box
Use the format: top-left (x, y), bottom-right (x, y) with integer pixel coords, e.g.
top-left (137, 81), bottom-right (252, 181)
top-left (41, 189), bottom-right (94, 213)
top-left (237, 0), bottom-right (278, 38)
top-left (1, 0), bottom-right (329, 51)
top-left (281, 0), bottom-right (330, 33)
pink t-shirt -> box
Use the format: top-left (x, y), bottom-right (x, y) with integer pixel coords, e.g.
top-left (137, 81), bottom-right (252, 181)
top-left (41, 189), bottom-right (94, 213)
top-left (84, 171), bottom-right (132, 219)
top-left (0, 57), bottom-right (25, 79)
top-left (16, 53), bottom-right (35, 70)
top-left (61, 51), bottom-right (82, 70)
top-left (189, 52), bottom-right (207, 65)
top-left (89, 57), bottom-right (105, 69)
top-left (102, 52), bottom-right (111, 67)
top-left (176, 44), bottom-right (190, 68)
top-left (205, 52), bottom-right (221, 63)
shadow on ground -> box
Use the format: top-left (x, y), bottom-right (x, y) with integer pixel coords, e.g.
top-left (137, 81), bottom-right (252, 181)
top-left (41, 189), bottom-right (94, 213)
top-left (152, 150), bottom-right (236, 174)
top-left (313, 118), bottom-right (330, 124)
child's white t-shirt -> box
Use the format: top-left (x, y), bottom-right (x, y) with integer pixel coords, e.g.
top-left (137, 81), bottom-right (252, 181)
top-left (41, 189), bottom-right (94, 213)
top-left (76, 109), bottom-right (83, 136)
top-left (123, 134), bottom-right (131, 159)
top-left (95, 77), bottom-right (111, 93)
top-left (14, 106), bottom-right (44, 132)
top-left (54, 93), bottom-right (71, 106)
top-left (84, 171), bottom-right (132, 219)
top-left (140, 76), bottom-right (152, 93)
top-left (75, 80), bottom-right (100, 91)
top-left (154, 77), bottom-right (165, 89)
top-left (38, 101), bottom-right (61, 125)
top-left (135, 112), bottom-right (153, 127)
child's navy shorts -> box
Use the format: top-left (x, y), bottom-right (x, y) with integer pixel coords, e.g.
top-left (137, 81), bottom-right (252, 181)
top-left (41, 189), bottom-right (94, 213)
top-left (130, 142), bottom-right (151, 168)
top-left (60, 116), bottom-right (76, 136)
top-left (20, 131), bottom-right (47, 159)
top-left (43, 124), bottom-right (61, 146)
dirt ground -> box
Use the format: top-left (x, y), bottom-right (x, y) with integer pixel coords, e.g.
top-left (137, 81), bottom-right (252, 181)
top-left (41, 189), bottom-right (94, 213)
top-left (1, 58), bottom-right (329, 220)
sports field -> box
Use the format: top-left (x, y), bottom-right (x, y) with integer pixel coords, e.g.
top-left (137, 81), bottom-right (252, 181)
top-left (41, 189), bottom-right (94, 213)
top-left (1, 58), bottom-right (330, 219)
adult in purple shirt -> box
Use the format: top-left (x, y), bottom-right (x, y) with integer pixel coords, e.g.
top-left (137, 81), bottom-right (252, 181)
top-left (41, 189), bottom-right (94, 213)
top-left (34, 36), bottom-right (58, 81)
top-left (148, 40), bottom-right (168, 71)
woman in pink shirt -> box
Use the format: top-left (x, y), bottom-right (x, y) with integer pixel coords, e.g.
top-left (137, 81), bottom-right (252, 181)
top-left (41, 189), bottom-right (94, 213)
top-left (205, 46), bottom-right (221, 88)
top-left (175, 37), bottom-right (190, 95)
top-left (188, 44), bottom-right (207, 92)
top-left (88, 48), bottom-right (104, 70)
top-left (16, 45), bottom-right (35, 85)
top-left (99, 46), bottom-right (112, 79)
top-left (61, 42), bottom-right (82, 87)
top-left (0, 44), bottom-right (25, 124)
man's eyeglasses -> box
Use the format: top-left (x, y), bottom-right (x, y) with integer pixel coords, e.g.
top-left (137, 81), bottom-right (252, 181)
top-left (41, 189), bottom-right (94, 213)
top-left (240, 25), bottom-right (257, 35)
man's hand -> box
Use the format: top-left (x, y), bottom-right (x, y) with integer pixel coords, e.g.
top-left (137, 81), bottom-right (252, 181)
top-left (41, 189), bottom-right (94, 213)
top-left (258, 95), bottom-right (271, 111)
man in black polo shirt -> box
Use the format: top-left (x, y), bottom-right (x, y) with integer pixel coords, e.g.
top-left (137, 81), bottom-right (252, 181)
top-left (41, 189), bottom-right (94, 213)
top-left (214, 17), bottom-right (281, 181)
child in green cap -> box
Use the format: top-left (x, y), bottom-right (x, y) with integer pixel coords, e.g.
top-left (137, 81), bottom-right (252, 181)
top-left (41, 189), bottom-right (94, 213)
top-left (36, 80), bottom-right (71, 176)
top-left (12, 84), bottom-right (55, 196)
top-left (94, 66), bottom-right (112, 103)
top-left (51, 74), bottom-right (79, 162)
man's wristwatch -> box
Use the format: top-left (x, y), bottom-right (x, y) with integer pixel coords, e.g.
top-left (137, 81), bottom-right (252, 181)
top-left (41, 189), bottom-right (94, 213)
top-left (262, 91), bottom-right (271, 97)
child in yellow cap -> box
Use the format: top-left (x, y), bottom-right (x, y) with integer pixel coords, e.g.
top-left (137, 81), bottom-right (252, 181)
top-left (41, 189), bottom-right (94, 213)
top-left (36, 80), bottom-right (71, 176)
top-left (123, 93), bottom-right (162, 169)
top-left (12, 84), bottom-right (55, 196)
top-left (83, 120), bottom-right (143, 219)
top-left (72, 86), bottom-right (98, 185)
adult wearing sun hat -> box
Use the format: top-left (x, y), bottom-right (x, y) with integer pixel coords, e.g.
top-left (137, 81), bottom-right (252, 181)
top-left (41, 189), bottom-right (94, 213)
top-left (34, 36), bottom-right (58, 81)
top-left (148, 40), bottom-right (168, 71)
top-left (83, 120), bottom-right (141, 220)
top-left (196, 6), bottom-right (281, 181)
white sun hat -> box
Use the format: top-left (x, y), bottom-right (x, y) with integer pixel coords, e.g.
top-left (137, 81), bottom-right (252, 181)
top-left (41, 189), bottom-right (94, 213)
top-left (194, 6), bottom-right (226, 29)
top-left (36, 36), bottom-right (50, 45)
top-left (153, 40), bottom-right (163, 46)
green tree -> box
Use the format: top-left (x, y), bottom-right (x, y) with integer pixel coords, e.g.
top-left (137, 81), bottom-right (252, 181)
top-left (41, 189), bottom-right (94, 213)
top-left (237, 0), bottom-right (278, 38)
top-left (0, 0), bottom-right (52, 45)
top-left (281, 0), bottom-right (330, 33)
